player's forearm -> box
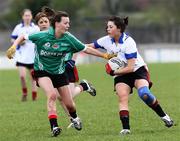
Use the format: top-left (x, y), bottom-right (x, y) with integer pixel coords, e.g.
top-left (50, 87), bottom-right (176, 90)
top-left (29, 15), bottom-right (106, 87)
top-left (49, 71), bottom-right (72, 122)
top-left (114, 59), bottom-right (135, 75)
top-left (6, 36), bottom-right (25, 59)
top-left (114, 65), bottom-right (134, 75)
top-left (11, 38), bottom-right (15, 43)
top-left (86, 43), bottom-right (95, 48)
top-left (84, 46), bottom-right (105, 58)
top-left (12, 35), bottom-right (25, 47)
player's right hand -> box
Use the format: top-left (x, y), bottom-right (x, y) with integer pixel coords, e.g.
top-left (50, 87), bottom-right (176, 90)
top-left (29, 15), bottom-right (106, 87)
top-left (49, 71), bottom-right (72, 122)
top-left (107, 53), bottom-right (117, 59)
top-left (6, 45), bottom-right (16, 59)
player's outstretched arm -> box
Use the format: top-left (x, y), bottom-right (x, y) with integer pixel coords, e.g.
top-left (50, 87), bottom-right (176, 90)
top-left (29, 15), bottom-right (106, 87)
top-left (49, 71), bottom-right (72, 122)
top-left (86, 43), bottom-right (117, 59)
top-left (84, 45), bottom-right (112, 60)
top-left (84, 44), bottom-right (116, 60)
top-left (6, 35), bottom-right (25, 59)
top-left (86, 43), bottom-right (94, 48)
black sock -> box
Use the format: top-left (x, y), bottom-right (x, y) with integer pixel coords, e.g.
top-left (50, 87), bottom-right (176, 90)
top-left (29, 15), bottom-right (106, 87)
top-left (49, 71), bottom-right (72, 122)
top-left (79, 82), bottom-right (88, 91)
top-left (69, 111), bottom-right (77, 119)
top-left (149, 101), bottom-right (166, 117)
top-left (49, 118), bottom-right (58, 130)
top-left (119, 110), bottom-right (130, 129)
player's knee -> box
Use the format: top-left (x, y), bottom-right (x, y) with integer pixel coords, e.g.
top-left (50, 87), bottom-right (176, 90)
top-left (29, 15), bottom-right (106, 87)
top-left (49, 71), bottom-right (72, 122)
top-left (117, 90), bottom-right (129, 102)
top-left (138, 86), bottom-right (155, 105)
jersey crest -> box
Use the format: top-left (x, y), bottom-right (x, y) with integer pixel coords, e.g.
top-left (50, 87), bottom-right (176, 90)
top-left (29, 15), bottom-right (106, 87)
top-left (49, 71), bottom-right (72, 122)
top-left (44, 42), bottom-right (51, 49)
top-left (52, 43), bottom-right (59, 49)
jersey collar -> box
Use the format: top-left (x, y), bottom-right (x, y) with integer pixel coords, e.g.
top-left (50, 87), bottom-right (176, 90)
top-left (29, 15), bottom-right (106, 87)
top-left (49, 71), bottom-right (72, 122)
top-left (48, 27), bottom-right (67, 38)
top-left (111, 33), bottom-right (124, 44)
top-left (21, 21), bottom-right (33, 27)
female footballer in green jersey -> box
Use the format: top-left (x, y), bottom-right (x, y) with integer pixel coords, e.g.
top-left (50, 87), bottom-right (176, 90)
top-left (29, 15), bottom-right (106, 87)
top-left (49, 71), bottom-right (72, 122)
top-left (35, 8), bottom-right (97, 128)
top-left (7, 10), bottom-right (111, 137)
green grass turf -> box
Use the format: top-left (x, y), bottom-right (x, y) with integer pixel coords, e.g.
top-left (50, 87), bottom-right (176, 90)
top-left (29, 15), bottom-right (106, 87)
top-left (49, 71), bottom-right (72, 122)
top-left (0, 63), bottom-right (179, 141)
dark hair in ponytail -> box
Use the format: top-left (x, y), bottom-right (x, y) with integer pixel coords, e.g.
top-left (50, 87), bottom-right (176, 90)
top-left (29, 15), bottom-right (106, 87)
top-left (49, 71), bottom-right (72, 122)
top-left (123, 17), bottom-right (128, 26)
top-left (41, 6), bottom-right (56, 24)
top-left (108, 16), bottom-right (128, 33)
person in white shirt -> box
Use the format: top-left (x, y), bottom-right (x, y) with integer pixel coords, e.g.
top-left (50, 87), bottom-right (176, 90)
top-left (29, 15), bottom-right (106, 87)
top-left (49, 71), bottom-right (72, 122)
top-left (11, 9), bottom-right (39, 101)
top-left (89, 16), bottom-right (173, 134)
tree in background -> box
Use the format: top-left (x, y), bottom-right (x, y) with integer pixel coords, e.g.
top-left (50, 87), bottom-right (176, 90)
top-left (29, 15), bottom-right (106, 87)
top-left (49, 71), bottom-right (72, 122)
top-left (143, 0), bottom-right (180, 25)
top-left (104, 0), bottom-right (141, 15)
top-left (1, 0), bottom-right (50, 28)
top-left (50, 0), bottom-right (87, 24)
top-left (0, 0), bottom-right (179, 29)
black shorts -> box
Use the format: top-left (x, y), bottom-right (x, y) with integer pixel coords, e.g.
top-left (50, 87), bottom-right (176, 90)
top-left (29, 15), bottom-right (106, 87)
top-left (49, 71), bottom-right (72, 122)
top-left (16, 62), bottom-right (34, 69)
top-left (34, 70), bottom-right (69, 88)
top-left (65, 65), bottom-right (79, 83)
top-left (114, 66), bottom-right (152, 93)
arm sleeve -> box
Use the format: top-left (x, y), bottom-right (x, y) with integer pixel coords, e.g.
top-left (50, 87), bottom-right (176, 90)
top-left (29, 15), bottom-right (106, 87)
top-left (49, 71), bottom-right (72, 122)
top-left (24, 31), bottom-right (46, 43)
top-left (11, 25), bottom-right (19, 39)
top-left (67, 33), bottom-right (86, 53)
top-left (124, 38), bottom-right (137, 59)
top-left (93, 36), bottom-right (108, 49)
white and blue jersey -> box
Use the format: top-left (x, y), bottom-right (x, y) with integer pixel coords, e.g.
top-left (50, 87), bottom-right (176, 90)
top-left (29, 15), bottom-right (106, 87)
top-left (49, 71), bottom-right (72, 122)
top-left (94, 33), bottom-right (146, 71)
top-left (11, 22), bottom-right (40, 64)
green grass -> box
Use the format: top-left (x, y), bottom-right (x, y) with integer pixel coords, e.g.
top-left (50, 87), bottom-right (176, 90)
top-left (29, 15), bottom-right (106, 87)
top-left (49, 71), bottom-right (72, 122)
top-left (0, 63), bottom-right (180, 141)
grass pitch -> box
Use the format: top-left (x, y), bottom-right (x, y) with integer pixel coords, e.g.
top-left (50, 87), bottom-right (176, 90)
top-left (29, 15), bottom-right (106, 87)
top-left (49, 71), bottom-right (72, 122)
top-left (0, 63), bottom-right (179, 141)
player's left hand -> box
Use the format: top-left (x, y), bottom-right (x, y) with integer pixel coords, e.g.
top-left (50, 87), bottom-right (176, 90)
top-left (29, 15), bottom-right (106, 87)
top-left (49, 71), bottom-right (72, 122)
top-left (105, 63), bottom-right (115, 76)
top-left (103, 53), bottom-right (117, 60)
top-left (6, 45), bottom-right (16, 59)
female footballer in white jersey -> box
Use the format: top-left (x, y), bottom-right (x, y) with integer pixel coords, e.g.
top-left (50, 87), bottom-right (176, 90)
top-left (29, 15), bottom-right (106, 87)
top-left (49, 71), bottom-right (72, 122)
top-left (89, 16), bottom-right (173, 134)
top-left (11, 9), bottom-right (39, 101)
